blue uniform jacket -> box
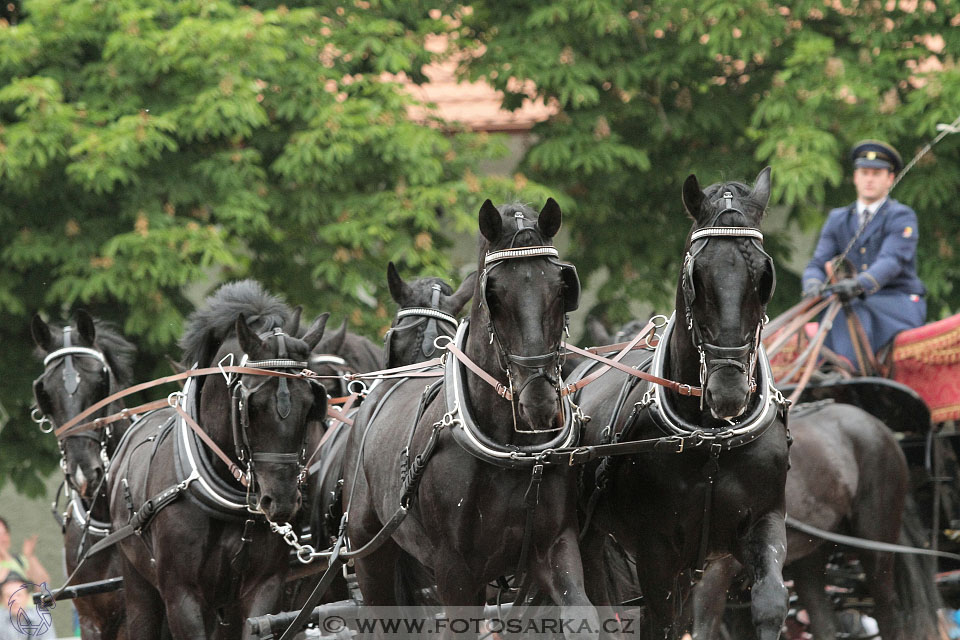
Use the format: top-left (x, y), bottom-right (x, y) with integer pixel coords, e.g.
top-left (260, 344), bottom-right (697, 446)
top-left (802, 198), bottom-right (926, 368)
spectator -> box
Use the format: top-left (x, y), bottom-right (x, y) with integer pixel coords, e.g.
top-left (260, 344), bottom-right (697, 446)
top-left (0, 518), bottom-right (50, 588)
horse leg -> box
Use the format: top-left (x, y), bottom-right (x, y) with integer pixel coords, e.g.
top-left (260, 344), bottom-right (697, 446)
top-left (788, 551), bottom-right (837, 640)
top-left (858, 549), bottom-right (904, 640)
top-left (534, 528), bottom-right (602, 640)
top-left (239, 574), bottom-right (285, 640)
top-left (353, 538), bottom-right (404, 606)
top-left (156, 578), bottom-right (212, 640)
top-left (737, 511), bottom-right (788, 640)
top-left (119, 558), bottom-right (164, 640)
top-left (433, 566), bottom-right (484, 640)
top-left (579, 527), bottom-right (614, 606)
top-left (632, 534), bottom-right (689, 640)
top-left (691, 556), bottom-right (741, 640)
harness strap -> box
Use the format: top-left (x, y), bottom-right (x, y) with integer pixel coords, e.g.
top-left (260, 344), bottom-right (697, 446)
top-left (561, 342), bottom-right (702, 397)
top-left (692, 443), bottom-right (722, 583)
top-left (444, 340), bottom-right (513, 401)
top-left (562, 322), bottom-right (656, 395)
top-left (56, 365), bottom-right (325, 438)
top-left (512, 462), bottom-right (544, 605)
top-left (65, 477), bottom-right (188, 569)
top-left (786, 516), bottom-right (960, 561)
top-left (305, 393), bottom-right (359, 469)
top-left (171, 404), bottom-right (248, 487)
top-left (345, 358), bottom-right (445, 381)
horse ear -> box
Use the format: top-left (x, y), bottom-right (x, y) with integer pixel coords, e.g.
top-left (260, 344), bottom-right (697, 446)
top-left (165, 355), bottom-right (187, 375)
top-left (75, 309), bottom-right (96, 345)
top-left (751, 166), bottom-right (772, 215)
top-left (682, 174), bottom-right (704, 219)
top-left (302, 313), bottom-right (329, 351)
top-left (478, 199), bottom-right (502, 243)
top-left (284, 306), bottom-right (302, 336)
top-left (587, 317), bottom-right (612, 345)
top-left (236, 315), bottom-right (265, 356)
top-left (386, 262), bottom-right (412, 305)
top-left (31, 314), bottom-right (54, 352)
top-left (321, 319), bottom-right (348, 354)
top-left (537, 198), bottom-right (562, 238)
top-left (447, 271), bottom-right (477, 315)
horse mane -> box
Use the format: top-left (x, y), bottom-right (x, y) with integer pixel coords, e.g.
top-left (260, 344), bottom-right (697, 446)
top-left (92, 320), bottom-right (136, 386)
top-left (179, 280), bottom-right (292, 366)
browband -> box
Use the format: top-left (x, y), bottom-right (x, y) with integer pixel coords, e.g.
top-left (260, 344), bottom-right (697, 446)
top-left (484, 246), bottom-right (559, 266)
top-left (690, 227), bottom-right (763, 242)
top-left (43, 346), bottom-right (108, 367)
top-left (395, 308), bottom-right (457, 325)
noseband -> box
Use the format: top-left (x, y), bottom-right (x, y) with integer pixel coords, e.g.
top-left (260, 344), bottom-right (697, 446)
top-left (383, 283), bottom-right (458, 366)
top-left (682, 191), bottom-right (774, 406)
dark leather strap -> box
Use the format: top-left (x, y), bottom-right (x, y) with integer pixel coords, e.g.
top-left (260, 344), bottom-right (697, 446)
top-left (172, 404), bottom-right (247, 487)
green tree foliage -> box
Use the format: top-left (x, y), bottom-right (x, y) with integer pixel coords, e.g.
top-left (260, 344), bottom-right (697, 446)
top-left (0, 0), bottom-right (556, 494)
top-left (459, 0), bottom-right (960, 327)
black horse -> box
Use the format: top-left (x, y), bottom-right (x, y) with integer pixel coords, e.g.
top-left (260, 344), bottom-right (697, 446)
top-left (341, 199), bottom-right (599, 635)
top-left (31, 311), bottom-right (135, 640)
top-left (692, 401), bottom-right (943, 640)
top-left (574, 169), bottom-right (790, 639)
top-left (107, 281), bottom-right (328, 638)
top-left (381, 261), bottom-right (475, 369)
top-left (311, 263), bottom-right (475, 550)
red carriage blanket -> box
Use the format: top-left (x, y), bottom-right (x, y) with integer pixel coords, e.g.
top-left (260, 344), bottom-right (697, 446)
top-left (765, 309), bottom-right (960, 423)
top-left (891, 312), bottom-right (960, 422)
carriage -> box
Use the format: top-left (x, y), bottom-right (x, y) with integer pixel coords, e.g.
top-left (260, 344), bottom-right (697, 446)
top-left (30, 176), bottom-right (958, 640)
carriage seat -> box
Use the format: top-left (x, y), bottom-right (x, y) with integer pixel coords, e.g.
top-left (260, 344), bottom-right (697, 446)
top-left (890, 312), bottom-right (960, 422)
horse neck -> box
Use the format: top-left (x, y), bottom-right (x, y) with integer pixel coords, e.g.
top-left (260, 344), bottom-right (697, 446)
top-left (666, 317), bottom-right (707, 421)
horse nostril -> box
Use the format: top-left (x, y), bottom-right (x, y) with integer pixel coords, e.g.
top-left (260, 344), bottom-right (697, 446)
top-left (259, 495), bottom-right (273, 514)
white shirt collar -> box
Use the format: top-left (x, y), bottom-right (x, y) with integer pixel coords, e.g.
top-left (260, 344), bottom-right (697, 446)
top-left (856, 197), bottom-right (887, 217)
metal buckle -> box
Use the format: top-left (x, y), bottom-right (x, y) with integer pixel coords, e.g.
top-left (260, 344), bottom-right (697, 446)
top-left (568, 447), bottom-right (589, 466)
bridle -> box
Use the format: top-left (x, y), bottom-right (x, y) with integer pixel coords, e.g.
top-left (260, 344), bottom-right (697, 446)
top-left (478, 214), bottom-right (581, 432)
top-left (383, 283), bottom-right (458, 366)
top-left (227, 327), bottom-right (319, 508)
top-left (681, 190), bottom-right (775, 408)
top-left (32, 327), bottom-right (115, 481)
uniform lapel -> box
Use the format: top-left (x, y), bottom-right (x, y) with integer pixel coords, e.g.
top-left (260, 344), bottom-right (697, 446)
top-left (858, 198), bottom-right (890, 245)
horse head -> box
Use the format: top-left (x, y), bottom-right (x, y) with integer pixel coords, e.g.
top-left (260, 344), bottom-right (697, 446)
top-left (678, 167), bottom-right (775, 419)
top-left (471, 198), bottom-right (580, 432)
top-left (31, 310), bottom-right (134, 502)
top-left (383, 262), bottom-right (475, 368)
top-left (185, 281), bottom-right (328, 524)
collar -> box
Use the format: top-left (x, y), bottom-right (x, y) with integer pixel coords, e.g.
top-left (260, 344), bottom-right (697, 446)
top-left (443, 320), bottom-right (580, 468)
top-left (856, 197), bottom-right (887, 217)
top-left (644, 313), bottom-right (784, 448)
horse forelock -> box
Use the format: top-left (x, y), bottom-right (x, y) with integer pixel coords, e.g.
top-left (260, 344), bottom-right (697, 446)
top-left (702, 181), bottom-right (764, 226)
top-left (476, 201), bottom-right (551, 259)
top-left (179, 279), bottom-right (292, 366)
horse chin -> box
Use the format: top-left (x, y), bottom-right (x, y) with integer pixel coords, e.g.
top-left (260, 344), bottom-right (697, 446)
top-left (257, 485), bottom-right (302, 524)
top-left (517, 384), bottom-right (563, 432)
top-left (705, 375), bottom-right (750, 420)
